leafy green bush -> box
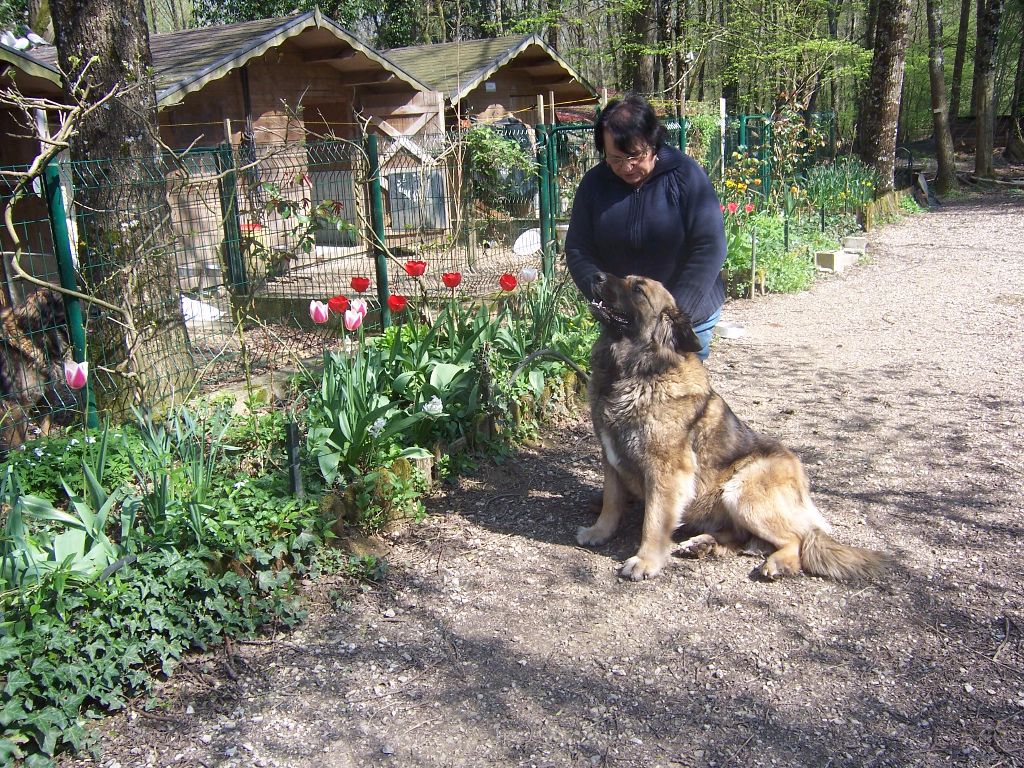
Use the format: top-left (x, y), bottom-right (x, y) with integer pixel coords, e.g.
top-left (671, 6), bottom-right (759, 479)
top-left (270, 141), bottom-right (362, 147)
top-left (464, 124), bottom-right (537, 214)
top-left (0, 548), bottom-right (303, 763)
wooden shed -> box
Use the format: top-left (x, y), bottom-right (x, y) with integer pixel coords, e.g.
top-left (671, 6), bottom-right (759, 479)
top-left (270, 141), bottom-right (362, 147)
top-left (25, 10), bottom-right (443, 149)
top-left (384, 34), bottom-right (598, 127)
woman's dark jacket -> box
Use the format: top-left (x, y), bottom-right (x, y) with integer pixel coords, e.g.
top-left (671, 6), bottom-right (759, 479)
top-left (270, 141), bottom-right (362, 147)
top-left (565, 144), bottom-right (726, 323)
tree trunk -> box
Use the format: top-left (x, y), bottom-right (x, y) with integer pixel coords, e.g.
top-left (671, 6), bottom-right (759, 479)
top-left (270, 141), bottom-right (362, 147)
top-left (1005, 18), bottom-right (1024, 161)
top-left (970, 0), bottom-right (984, 116)
top-left (926, 0), bottom-right (958, 194)
top-left (949, 0), bottom-right (972, 118)
top-left (864, 0), bottom-right (880, 49)
top-left (623, 0), bottom-right (657, 93)
top-left (1009, 15), bottom-right (1024, 118)
top-left (857, 0), bottom-right (913, 196)
top-left (50, 0), bottom-right (194, 415)
top-left (974, 0), bottom-right (1005, 176)
top-left (27, 0), bottom-right (54, 40)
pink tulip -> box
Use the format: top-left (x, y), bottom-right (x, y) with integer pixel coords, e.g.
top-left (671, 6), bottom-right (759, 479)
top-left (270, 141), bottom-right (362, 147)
top-left (64, 359), bottom-right (88, 390)
top-left (309, 300), bottom-right (329, 324)
top-left (519, 266), bottom-right (539, 284)
top-left (343, 308), bottom-right (363, 331)
top-left (351, 298), bottom-right (368, 318)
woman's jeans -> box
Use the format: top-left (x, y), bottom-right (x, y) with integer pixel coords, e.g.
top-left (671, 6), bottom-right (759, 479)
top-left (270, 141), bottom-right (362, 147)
top-left (692, 306), bottom-right (722, 361)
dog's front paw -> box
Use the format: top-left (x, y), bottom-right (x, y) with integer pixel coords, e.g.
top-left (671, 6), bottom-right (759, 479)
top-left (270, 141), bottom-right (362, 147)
top-left (577, 524), bottom-right (613, 547)
top-left (619, 554), bottom-right (665, 581)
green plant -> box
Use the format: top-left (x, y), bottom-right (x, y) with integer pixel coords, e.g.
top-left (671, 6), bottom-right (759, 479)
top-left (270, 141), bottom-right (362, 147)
top-left (304, 347), bottom-right (431, 486)
top-left (767, 107), bottom-right (827, 196)
top-left (464, 124), bottom-right (537, 214)
top-left (898, 194), bottom-right (925, 214)
top-left (685, 110), bottom-right (721, 166)
top-left (803, 156), bottom-right (879, 211)
top-left (0, 547), bottom-right (304, 763)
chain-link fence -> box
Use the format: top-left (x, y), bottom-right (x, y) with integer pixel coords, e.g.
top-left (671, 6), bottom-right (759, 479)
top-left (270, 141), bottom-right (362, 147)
top-left (0, 113), bottom-right (841, 442)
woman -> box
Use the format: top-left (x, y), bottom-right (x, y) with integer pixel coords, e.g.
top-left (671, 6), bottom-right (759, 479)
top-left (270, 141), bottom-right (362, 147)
top-left (565, 93), bottom-right (727, 359)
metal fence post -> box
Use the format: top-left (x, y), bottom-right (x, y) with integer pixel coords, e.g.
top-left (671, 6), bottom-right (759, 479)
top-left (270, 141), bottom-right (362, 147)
top-left (43, 159), bottom-right (98, 428)
top-left (214, 143), bottom-right (248, 294)
top-left (761, 121), bottom-right (773, 201)
top-left (365, 134), bottom-right (391, 328)
top-left (535, 124), bottom-right (554, 279)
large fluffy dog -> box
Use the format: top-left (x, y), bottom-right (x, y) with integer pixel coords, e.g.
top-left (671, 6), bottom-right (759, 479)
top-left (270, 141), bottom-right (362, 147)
top-left (579, 272), bottom-right (889, 581)
top-left (0, 288), bottom-right (71, 453)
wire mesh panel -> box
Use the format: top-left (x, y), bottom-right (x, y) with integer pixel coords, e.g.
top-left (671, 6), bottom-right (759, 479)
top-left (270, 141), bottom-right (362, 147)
top-left (0, 164), bottom-right (79, 449)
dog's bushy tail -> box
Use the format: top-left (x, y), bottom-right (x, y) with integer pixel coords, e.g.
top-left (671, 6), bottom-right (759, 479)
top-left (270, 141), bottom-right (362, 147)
top-left (800, 529), bottom-right (891, 580)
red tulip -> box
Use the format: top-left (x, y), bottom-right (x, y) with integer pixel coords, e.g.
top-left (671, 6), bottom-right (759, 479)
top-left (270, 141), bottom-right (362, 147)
top-left (404, 259), bottom-right (427, 277)
top-left (442, 271), bottom-right (462, 288)
top-left (350, 276), bottom-right (370, 293)
top-left (499, 273), bottom-right (517, 291)
top-left (328, 295), bottom-right (349, 313)
top-left (727, 201), bottom-right (739, 215)
top-left (744, 203), bottom-right (755, 214)
top-left (387, 294), bottom-right (408, 312)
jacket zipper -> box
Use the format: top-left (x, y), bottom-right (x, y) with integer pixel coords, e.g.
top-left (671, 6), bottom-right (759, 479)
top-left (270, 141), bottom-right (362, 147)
top-left (630, 186), bottom-right (643, 250)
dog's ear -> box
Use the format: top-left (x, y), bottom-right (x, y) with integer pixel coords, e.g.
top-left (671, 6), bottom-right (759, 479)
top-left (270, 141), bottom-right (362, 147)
top-left (654, 307), bottom-right (702, 354)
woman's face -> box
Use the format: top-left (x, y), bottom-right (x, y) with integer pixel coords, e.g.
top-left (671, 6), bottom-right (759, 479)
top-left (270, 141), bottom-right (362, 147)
top-left (603, 133), bottom-right (657, 187)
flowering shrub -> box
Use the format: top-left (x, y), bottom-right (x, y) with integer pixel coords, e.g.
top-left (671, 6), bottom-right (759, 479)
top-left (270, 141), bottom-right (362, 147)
top-left (722, 146), bottom-right (764, 206)
top-left (803, 156), bottom-right (879, 211)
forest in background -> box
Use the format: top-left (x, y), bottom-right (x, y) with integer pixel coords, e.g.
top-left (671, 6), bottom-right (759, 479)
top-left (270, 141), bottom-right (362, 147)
top-left (2, 0), bottom-right (1020, 144)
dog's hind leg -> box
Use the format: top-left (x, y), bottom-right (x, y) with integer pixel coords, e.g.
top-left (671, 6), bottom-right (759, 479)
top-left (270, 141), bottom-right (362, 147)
top-left (577, 459), bottom-right (628, 546)
top-left (721, 472), bottom-right (808, 580)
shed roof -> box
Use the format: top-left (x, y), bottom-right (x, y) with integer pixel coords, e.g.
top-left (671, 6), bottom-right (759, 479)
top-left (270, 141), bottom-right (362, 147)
top-left (0, 41), bottom-right (62, 95)
top-left (385, 34), bottom-right (596, 105)
top-left (28, 10), bottom-right (431, 107)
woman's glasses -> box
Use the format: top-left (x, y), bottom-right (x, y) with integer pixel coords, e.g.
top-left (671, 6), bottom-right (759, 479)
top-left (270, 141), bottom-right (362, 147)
top-left (605, 147), bottom-right (654, 169)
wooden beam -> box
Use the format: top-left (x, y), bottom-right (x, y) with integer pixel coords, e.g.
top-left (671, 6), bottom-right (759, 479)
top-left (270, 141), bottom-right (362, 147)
top-left (345, 73), bottom-right (396, 86)
top-left (532, 75), bottom-right (575, 86)
top-left (302, 49), bottom-right (358, 64)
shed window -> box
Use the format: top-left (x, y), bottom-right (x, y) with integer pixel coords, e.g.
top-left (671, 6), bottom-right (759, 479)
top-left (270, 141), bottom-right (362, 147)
top-left (386, 170), bottom-right (447, 232)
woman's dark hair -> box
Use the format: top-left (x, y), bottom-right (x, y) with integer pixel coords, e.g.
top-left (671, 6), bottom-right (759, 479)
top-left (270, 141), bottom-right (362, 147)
top-left (594, 93), bottom-right (666, 154)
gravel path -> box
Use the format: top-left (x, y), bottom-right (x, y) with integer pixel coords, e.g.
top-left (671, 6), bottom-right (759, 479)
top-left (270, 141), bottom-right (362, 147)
top-left (64, 191), bottom-right (1024, 768)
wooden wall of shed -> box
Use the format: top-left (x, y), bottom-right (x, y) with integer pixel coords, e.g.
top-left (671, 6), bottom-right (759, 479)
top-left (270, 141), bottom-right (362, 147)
top-left (158, 50), bottom-right (441, 150)
top-left (160, 73), bottom-right (244, 150)
top-left (457, 68), bottom-right (551, 124)
top-left (358, 91), bottom-right (445, 138)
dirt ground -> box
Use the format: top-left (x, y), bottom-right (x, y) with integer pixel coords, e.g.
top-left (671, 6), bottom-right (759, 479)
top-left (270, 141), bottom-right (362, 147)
top-left (60, 188), bottom-right (1024, 768)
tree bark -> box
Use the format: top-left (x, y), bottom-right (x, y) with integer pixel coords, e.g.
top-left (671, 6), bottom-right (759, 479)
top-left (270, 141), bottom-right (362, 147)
top-left (926, 0), bottom-right (958, 194)
top-left (50, 0), bottom-right (194, 415)
top-left (623, 0), bottom-right (657, 93)
top-left (949, 0), bottom-right (972, 118)
top-left (857, 0), bottom-right (913, 195)
top-left (974, 0), bottom-right (1005, 176)
top-left (1005, 17), bottom-right (1024, 161)
top-left (1009, 14), bottom-right (1024, 118)
top-left (27, 0), bottom-right (54, 40)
